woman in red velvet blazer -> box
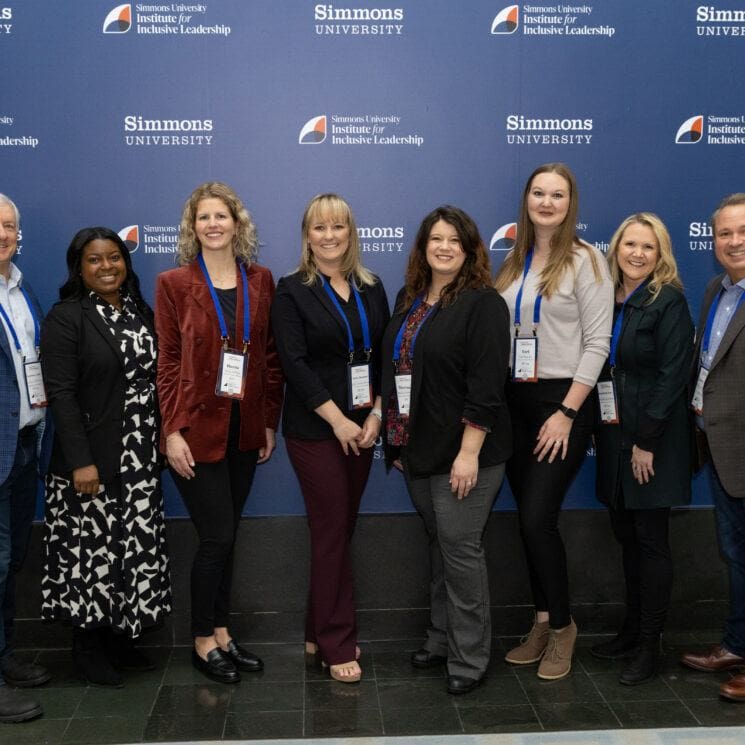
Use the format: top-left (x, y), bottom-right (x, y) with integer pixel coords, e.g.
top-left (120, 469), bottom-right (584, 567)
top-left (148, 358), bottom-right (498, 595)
top-left (155, 182), bottom-right (283, 685)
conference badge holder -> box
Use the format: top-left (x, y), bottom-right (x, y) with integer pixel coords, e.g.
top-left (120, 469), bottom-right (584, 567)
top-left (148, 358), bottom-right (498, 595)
top-left (348, 360), bottom-right (373, 410)
top-left (24, 359), bottom-right (48, 408)
top-left (691, 365), bottom-right (708, 416)
top-left (512, 336), bottom-right (538, 383)
top-left (395, 372), bottom-right (412, 416)
top-left (216, 341), bottom-right (248, 400)
top-left (596, 378), bottom-right (619, 424)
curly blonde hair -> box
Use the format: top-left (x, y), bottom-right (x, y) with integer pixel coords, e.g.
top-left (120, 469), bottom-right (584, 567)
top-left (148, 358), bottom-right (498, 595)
top-left (177, 182), bottom-right (258, 266)
top-left (297, 193), bottom-right (376, 287)
top-left (607, 213), bottom-right (682, 302)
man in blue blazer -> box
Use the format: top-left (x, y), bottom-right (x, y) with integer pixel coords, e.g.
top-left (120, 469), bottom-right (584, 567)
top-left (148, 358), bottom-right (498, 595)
top-left (0, 194), bottom-right (50, 723)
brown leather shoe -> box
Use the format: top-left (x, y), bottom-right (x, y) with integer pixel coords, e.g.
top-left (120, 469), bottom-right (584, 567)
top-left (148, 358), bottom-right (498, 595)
top-left (720, 673), bottom-right (745, 701)
top-left (680, 645), bottom-right (745, 672)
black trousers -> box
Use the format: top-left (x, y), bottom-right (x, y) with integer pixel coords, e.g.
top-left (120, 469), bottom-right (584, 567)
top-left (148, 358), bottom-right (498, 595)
top-left (506, 379), bottom-right (592, 629)
top-left (171, 405), bottom-right (258, 637)
top-left (608, 503), bottom-right (672, 641)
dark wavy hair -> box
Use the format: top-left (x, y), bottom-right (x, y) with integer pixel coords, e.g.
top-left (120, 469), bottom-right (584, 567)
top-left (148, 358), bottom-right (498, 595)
top-left (59, 227), bottom-right (152, 321)
top-left (399, 205), bottom-right (492, 311)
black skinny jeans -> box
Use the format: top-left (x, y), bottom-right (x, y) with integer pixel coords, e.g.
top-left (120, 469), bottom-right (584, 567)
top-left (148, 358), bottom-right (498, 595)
top-left (608, 503), bottom-right (672, 642)
top-left (171, 405), bottom-right (258, 637)
top-left (506, 379), bottom-right (592, 630)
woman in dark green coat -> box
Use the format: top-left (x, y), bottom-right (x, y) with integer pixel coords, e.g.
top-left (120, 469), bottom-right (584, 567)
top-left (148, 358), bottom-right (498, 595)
top-left (592, 213), bottom-right (694, 685)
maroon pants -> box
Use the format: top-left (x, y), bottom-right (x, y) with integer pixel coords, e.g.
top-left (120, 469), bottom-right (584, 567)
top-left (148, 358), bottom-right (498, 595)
top-left (285, 437), bottom-right (373, 666)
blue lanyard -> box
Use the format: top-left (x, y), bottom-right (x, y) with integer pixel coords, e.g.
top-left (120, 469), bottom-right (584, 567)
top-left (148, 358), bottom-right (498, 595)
top-left (196, 253), bottom-right (250, 350)
top-left (392, 295), bottom-right (437, 367)
top-left (322, 277), bottom-right (371, 361)
top-left (609, 281), bottom-right (648, 368)
top-left (702, 286), bottom-right (745, 358)
top-left (0, 285), bottom-right (41, 354)
top-left (514, 248), bottom-right (542, 333)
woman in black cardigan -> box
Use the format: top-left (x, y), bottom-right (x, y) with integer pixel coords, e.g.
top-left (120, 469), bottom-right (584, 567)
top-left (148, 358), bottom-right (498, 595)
top-left (381, 206), bottom-right (511, 695)
top-left (593, 213), bottom-right (693, 685)
top-left (41, 227), bottom-right (171, 687)
top-left (271, 194), bottom-right (389, 683)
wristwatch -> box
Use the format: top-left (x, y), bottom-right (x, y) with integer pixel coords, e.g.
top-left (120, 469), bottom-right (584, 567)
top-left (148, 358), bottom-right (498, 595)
top-left (557, 404), bottom-right (578, 420)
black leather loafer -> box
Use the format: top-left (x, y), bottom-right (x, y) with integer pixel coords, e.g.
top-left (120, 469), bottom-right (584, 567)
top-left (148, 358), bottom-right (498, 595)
top-left (192, 648), bottom-right (240, 684)
top-left (447, 674), bottom-right (483, 695)
top-left (411, 648), bottom-right (447, 669)
top-left (223, 641), bottom-right (264, 673)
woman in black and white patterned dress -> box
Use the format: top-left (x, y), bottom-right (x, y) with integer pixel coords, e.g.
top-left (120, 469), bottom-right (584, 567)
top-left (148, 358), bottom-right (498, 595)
top-left (40, 227), bottom-right (171, 688)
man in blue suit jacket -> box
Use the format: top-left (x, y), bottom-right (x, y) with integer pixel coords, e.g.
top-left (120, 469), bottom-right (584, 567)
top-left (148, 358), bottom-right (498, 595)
top-left (0, 194), bottom-right (50, 723)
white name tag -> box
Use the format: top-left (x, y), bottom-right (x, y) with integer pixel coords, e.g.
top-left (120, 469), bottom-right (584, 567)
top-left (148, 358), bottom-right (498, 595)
top-left (24, 359), bottom-right (48, 408)
top-left (512, 337), bottom-right (538, 382)
top-left (691, 365), bottom-right (709, 416)
top-left (348, 362), bottom-right (372, 409)
top-left (216, 347), bottom-right (248, 399)
top-left (597, 379), bottom-right (619, 424)
top-left (395, 373), bottom-right (412, 415)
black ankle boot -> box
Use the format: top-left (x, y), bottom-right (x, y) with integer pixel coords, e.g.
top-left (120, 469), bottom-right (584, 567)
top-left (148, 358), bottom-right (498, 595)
top-left (72, 628), bottom-right (125, 688)
top-left (99, 628), bottom-right (155, 672)
top-left (618, 640), bottom-right (661, 685)
top-left (590, 629), bottom-right (639, 660)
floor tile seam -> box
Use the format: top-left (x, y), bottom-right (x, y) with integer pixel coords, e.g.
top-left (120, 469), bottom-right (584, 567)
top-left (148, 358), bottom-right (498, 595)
top-left (585, 664), bottom-right (624, 729)
top-left (676, 695), bottom-right (706, 726)
top-left (510, 662), bottom-right (544, 730)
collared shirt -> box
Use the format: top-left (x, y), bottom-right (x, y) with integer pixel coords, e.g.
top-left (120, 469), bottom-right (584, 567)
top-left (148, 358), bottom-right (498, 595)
top-left (0, 262), bottom-right (44, 430)
top-left (697, 275), bottom-right (745, 431)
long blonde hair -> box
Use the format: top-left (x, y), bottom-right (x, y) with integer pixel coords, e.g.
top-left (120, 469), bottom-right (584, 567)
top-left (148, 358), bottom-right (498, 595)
top-left (177, 182), bottom-right (258, 266)
top-left (297, 193), bottom-right (376, 287)
top-left (607, 213), bottom-right (682, 302)
top-left (494, 162), bottom-right (602, 297)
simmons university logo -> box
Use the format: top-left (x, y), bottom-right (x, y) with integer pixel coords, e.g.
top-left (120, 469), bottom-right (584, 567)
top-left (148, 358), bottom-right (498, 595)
top-left (1, 6), bottom-right (13, 35)
top-left (689, 221), bottom-right (714, 251)
top-left (299, 113), bottom-right (423, 147)
top-left (358, 225), bottom-right (405, 253)
top-left (676, 114), bottom-right (745, 145)
top-left (696, 5), bottom-right (745, 35)
top-left (103, 3), bottom-right (231, 36)
top-left (491, 5), bottom-right (519, 34)
top-left (491, 4), bottom-right (616, 38)
top-left (103, 4), bottom-right (131, 33)
top-left (118, 225), bottom-right (139, 252)
top-left (299, 115), bottom-right (327, 144)
top-left (505, 114), bottom-right (593, 144)
top-left (120, 224), bottom-right (178, 254)
top-left (489, 223), bottom-right (517, 251)
top-left (675, 115), bottom-right (704, 144)
top-left (314, 3), bottom-right (404, 35)
top-left (124, 115), bottom-right (214, 146)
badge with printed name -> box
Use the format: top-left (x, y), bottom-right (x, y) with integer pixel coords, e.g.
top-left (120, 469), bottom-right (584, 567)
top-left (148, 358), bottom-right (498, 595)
top-left (348, 362), bottom-right (372, 409)
top-left (216, 347), bottom-right (248, 399)
top-left (395, 373), bottom-right (412, 415)
top-left (597, 379), bottom-right (619, 424)
top-left (512, 337), bottom-right (538, 382)
top-left (24, 360), bottom-right (48, 408)
top-left (691, 365), bottom-right (708, 416)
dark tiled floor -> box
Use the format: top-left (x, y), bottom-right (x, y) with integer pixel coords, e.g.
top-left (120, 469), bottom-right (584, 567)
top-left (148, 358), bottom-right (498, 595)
top-left (4, 631), bottom-right (745, 743)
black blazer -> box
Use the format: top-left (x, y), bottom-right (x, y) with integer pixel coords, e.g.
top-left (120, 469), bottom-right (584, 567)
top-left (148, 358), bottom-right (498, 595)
top-left (381, 287), bottom-right (512, 479)
top-left (270, 271), bottom-right (390, 439)
top-left (40, 296), bottom-right (157, 482)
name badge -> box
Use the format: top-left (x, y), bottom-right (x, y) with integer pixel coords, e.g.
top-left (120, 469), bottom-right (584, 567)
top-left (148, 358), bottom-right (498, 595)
top-left (394, 373), bottom-right (412, 415)
top-left (348, 362), bottom-right (372, 409)
top-left (216, 347), bottom-right (248, 399)
top-left (512, 337), bottom-right (538, 382)
top-left (24, 360), bottom-right (48, 408)
top-left (691, 365), bottom-right (708, 416)
top-left (597, 379), bottom-right (619, 424)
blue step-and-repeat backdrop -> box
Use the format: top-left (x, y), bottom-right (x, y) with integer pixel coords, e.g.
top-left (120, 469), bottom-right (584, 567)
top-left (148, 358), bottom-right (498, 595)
top-left (3, 1), bottom-right (742, 516)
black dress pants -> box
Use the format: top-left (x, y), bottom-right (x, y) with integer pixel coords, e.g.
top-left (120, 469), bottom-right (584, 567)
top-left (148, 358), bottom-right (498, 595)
top-left (506, 379), bottom-right (592, 630)
top-left (171, 405), bottom-right (258, 637)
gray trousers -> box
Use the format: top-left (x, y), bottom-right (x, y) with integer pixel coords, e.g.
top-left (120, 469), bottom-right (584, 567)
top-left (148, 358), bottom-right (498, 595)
top-left (405, 463), bottom-right (505, 678)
